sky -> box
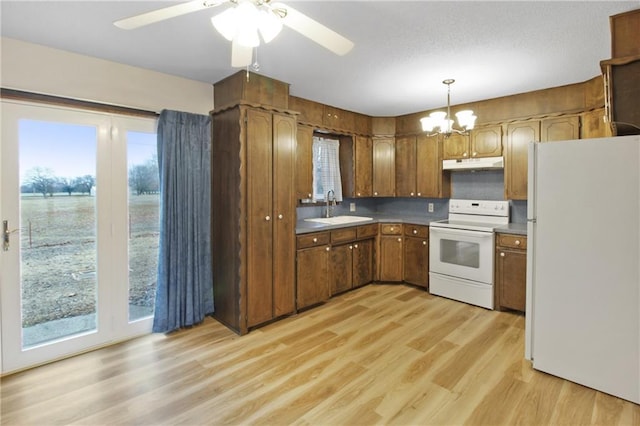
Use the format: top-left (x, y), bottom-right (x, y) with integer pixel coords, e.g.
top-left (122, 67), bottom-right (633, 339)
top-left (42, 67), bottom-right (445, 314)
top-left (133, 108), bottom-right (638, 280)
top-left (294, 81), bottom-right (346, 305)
top-left (19, 119), bottom-right (156, 184)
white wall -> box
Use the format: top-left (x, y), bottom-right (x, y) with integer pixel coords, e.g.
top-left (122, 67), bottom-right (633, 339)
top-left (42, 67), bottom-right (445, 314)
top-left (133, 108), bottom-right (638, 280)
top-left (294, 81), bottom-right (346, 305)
top-left (0, 37), bottom-right (214, 114)
top-left (0, 37), bottom-right (215, 372)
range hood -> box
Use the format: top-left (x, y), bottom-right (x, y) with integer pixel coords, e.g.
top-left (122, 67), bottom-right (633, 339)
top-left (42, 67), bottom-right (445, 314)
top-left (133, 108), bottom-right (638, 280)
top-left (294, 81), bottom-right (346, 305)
top-left (442, 156), bottom-right (504, 171)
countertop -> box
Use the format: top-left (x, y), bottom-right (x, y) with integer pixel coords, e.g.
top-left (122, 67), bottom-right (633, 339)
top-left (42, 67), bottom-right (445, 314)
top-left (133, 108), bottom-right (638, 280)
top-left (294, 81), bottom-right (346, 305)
top-left (296, 214), bottom-right (441, 234)
top-left (495, 223), bottom-right (528, 236)
top-left (296, 213), bottom-right (528, 235)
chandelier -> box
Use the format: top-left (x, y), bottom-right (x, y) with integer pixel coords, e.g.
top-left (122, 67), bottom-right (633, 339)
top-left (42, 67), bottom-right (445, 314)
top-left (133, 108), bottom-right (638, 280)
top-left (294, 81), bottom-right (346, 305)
top-left (420, 79), bottom-right (477, 137)
top-left (211, 0), bottom-right (286, 48)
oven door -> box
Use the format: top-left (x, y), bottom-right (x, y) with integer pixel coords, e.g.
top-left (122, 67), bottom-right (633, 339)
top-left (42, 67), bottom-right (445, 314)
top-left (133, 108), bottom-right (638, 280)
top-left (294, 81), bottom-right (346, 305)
top-left (429, 226), bottom-right (495, 284)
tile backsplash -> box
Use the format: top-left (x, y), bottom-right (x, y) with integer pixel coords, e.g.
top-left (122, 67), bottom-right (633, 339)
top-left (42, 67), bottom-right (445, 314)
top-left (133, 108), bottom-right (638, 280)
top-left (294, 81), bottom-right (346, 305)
top-left (297, 168), bottom-right (528, 223)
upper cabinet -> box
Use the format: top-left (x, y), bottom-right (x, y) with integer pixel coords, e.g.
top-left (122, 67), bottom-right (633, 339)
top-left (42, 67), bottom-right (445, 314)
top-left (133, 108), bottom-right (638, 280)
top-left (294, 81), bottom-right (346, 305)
top-left (541, 115), bottom-right (580, 142)
top-left (295, 125), bottom-right (314, 201)
top-left (600, 9), bottom-right (640, 136)
top-left (443, 124), bottom-right (503, 160)
top-left (372, 137), bottom-right (395, 197)
top-left (396, 135), bottom-right (449, 198)
top-left (601, 55), bottom-right (640, 136)
top-left (354, 135), bottom-right (373, 197)
top-left (505, 120), bottom-right (540, 200)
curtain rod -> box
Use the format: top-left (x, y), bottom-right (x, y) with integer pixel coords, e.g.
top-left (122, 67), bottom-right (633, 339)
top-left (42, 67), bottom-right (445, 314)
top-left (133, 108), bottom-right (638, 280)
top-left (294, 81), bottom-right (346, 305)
top-left (0, 88), bottom-right (159, 118)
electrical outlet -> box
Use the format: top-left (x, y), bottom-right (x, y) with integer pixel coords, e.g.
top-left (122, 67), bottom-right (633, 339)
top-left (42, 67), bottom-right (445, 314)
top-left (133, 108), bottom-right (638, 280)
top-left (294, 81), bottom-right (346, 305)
top-left (350, 202), bottom-right (356, 212)
top-left (428, 203), bottom-right (434, 213)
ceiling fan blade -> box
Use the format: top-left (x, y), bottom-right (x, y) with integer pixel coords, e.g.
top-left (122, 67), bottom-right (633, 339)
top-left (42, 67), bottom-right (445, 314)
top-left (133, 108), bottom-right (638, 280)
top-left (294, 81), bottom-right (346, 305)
top-left (114, 0), bottom-right (225, 30)
top-left (271, 2), bottom-right (354, 56)
top-left (231, 40), bottom-right (253, 68)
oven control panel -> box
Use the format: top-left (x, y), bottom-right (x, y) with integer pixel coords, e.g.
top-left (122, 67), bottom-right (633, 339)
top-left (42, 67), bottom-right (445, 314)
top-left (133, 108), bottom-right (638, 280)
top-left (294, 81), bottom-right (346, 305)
top-left (449, 199), bottom-right (509, 217)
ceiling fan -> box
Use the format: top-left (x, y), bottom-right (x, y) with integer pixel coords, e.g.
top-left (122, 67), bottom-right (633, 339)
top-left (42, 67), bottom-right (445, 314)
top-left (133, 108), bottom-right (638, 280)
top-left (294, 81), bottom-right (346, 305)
top-left (114, 0), bottom-right (354, 68)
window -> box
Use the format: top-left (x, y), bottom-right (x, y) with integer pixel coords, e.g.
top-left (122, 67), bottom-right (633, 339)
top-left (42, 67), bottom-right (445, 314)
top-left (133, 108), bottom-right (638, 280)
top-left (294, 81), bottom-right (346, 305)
top-left (312, 136), bottom-right (342, 202)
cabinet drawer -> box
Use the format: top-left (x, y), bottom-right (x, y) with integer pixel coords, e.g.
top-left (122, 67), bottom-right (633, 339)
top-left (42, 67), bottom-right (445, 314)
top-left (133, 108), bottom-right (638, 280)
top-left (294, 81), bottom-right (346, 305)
top-left (404, 225), bottom-right (428, 238)
top-left (297, 232), bottom-right (330, 249)
top-left (380, 224), bottom-right (402, 235)
top-left (357, 223), bottom-right (378, 239)
top-left (496, 234), bottom-right (527, 250)
top-left (331, 227), bottom-right (358, 244)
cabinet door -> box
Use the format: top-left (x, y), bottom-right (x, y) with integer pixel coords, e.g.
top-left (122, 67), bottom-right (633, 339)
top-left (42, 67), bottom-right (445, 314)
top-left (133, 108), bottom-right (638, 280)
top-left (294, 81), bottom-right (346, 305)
top-left (505, 120), bottom-right (540, 200)
top-left (443, 132), bottom-right (469, 159)
top-left (496, 249), bottom-right (527, 312)
top-left (295, 125), bottom-right (314, 200)
top-left (416, 134), bottom-right (449, 198)
top-left (329, 244), bottom-right (353, 295)
top-left (353, 239), bottom-right (374, 288)
top-left (372, 137), bottom-right (395, 197)
top-left (296, 246), bottom-right (330, 310)
top-left (354, 135), bottom-right (373, 197)
top-left (379, 235), bottom-right (403, 282)
top-left (395, 136), bottom-right (417, 197)
top-left (403, 236), bottom-right (429, 288)
top-left (581, 108), bottom-right (611, 139)
top-left (471, 125), bottom-right (503, 158)
top-left (272, 113), bottom-right (296, 318)
top-left (246, 109), bottom-right (274, 327)
top-left (541, 116), bottom-right (580, 142)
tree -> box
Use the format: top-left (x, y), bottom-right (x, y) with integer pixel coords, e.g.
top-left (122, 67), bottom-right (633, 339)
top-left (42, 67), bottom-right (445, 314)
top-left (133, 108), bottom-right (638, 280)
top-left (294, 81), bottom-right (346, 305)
top-left (73, 175), bottom-right (95, 195)
top-left (24, 167), bottom-right (56, 197)
top-left (129, 157), bottom-right (159, 195)
top-left (59, 178), bottom-right (75, 196)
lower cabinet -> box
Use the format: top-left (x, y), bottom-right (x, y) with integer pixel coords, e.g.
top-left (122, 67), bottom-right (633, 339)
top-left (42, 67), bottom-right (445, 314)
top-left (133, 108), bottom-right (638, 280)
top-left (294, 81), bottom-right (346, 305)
top-left (379, 223), bottom-right (403, 282)
top-left (403, 224), bottom-right (429, 289)
top-left (296, 232), bottom-right (330, 310)
top-left (495, 233), bottom-right (528, 312)
top-left (296, 224), bottom-right (377, 309)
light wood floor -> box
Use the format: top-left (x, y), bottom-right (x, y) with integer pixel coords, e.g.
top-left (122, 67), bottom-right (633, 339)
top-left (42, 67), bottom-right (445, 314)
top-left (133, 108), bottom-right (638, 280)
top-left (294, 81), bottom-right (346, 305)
top-left (1, 284), bottom-right (639, 425)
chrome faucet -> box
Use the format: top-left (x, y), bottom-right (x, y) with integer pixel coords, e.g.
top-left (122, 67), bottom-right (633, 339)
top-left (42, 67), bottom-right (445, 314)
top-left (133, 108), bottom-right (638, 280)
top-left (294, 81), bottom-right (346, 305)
top-left (325, 190), bottom-right (336, 218)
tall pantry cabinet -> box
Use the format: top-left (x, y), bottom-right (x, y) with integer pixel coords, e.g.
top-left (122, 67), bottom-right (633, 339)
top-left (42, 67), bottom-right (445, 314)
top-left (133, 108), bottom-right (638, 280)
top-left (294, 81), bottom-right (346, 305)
top-left (211, 73), bottom-right (297, 334)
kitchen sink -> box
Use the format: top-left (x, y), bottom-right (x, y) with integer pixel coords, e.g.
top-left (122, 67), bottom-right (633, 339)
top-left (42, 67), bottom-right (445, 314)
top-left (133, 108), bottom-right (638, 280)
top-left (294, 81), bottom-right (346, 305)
top-left (304, 215), bottom-right (374, 225)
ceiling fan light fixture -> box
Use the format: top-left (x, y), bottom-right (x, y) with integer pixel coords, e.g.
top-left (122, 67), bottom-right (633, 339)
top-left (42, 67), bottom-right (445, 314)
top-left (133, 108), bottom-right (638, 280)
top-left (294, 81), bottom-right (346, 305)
top-left (211, 7), bottom-right (238, 41)
top-left (258, 8), bottom-right (283, 43)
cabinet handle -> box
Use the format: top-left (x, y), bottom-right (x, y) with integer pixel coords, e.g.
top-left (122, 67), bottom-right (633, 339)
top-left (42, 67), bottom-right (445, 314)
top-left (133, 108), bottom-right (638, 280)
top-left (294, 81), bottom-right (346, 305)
top-left (357, 192), bottom-right (361, 196)
top-left (413, 229), bottom-right (418, 235)
top-left (326, 247), bottom-right (330, 252)
top-left (472, 151), bottom-right (477, 157)
top-left (398, 238), bottom-right (402, 242)
top-left (308, 193), bottom-right (312, 198)
top-left (463, 152), bottom-right (468, 157)
top-left (313, 237), bottom-right (318, 243)
top-left (354, 244), bottom-right (358, 249)
top-left (500, 252), bottom-right (505, 257)
top-left (390, 227), bottom-right (394, 232)
top-left (265, 215), bottom-right (271, 221)
top-left (515, 240), bottom-right (521, 246)
top-left (374, 192), bottom-right (378, 196)
top-left (349, 245), bottom-right (353, 250)
top-left (423, 241), bottom-right (427, 246)
top-left (278, 214), bottom-right (283, 220)
top-left (410, 192), bottom-right (414, 196)
top-left (417, 192), bottom-right (421, 196)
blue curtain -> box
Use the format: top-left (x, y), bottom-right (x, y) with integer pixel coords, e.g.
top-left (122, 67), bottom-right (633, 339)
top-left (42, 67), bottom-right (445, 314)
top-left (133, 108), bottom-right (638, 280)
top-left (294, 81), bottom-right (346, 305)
top-left (153, 110), bottom-right (213, 333)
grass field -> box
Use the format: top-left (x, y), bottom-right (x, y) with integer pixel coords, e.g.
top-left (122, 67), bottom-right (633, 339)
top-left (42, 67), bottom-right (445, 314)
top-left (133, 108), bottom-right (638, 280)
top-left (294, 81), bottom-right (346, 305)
top-left (20, 194), bottom-right (159, 327)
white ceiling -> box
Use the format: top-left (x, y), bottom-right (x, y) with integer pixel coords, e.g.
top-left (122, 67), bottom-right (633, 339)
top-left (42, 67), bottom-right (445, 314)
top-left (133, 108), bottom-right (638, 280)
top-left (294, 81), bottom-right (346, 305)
top-left (1, 1), bottom-right (638, 116)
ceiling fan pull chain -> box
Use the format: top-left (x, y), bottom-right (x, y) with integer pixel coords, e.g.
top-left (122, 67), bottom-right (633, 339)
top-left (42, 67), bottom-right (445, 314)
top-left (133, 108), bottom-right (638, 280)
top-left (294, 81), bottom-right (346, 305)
top-left (252, 47), bottom-right (260, 71)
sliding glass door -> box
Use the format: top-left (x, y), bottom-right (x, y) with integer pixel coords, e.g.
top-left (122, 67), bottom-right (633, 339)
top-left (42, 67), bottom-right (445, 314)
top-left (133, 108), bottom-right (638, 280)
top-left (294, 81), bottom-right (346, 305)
top-left (0, 101), bottom-right (158, 373)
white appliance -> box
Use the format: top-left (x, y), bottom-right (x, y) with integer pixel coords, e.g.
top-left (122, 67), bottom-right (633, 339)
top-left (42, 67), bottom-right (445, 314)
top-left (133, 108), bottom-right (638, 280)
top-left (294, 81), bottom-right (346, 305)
top-left (429, 199), bottom-right (510, 309)
top-left (526, 136), bottom-right (640, 404)
top-left (442, 156), bottom-right (504, 171)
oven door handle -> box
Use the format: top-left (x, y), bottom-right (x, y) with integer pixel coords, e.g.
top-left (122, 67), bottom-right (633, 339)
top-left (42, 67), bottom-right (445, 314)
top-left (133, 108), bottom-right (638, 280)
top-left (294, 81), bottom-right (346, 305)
top-left (429, 227), bottom-right (493, 238)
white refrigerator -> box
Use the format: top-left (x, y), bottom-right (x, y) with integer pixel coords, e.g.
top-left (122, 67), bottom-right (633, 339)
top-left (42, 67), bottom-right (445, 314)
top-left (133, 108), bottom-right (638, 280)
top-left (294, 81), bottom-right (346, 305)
top-left (526, 135), bottom-right (640, 404)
